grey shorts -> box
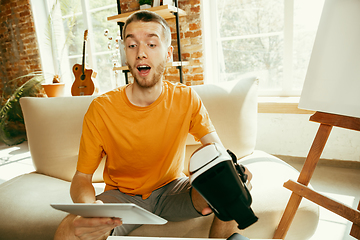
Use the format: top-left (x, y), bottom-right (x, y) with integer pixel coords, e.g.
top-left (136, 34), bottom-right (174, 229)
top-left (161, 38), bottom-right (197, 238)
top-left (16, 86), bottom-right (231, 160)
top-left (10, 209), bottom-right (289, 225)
top-left (96, 177), bottom-right (203, 236)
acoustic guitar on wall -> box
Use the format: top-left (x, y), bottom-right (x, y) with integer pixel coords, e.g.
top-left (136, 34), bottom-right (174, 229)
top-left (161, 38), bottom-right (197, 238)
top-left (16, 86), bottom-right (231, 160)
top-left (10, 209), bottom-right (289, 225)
top-left (71, 30), bottom-right (95, 96)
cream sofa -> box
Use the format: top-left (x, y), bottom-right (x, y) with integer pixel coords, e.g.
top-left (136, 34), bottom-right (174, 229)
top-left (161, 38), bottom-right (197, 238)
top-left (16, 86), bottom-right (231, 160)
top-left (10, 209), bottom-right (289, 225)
top-left (0, 77), bottom-right (319, 240)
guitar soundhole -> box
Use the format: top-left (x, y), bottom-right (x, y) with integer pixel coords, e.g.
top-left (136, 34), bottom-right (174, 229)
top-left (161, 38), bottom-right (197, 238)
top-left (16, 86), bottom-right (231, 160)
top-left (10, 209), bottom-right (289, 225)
top-left (81, 75), bottom-right (86, 80)
top-left (75, 66), bottom-right (79, 71)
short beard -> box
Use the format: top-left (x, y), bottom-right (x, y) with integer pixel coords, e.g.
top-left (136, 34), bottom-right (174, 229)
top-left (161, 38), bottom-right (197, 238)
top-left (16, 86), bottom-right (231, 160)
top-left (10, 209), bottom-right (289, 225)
top-left (128, 61), bottom-right (166, 89)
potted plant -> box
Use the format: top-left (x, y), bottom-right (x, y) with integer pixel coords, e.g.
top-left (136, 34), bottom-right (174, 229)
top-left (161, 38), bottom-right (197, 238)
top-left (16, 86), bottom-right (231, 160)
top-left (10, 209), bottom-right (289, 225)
top-left (0, 72), bottom-right (45, 146)
top-left (0, 1), bottom-right (76, 145)
top-left (41, 74), bottom-right (65, 97)
top-left (40, 1), bottom-right (76, 97)
top-left (139, 0), bottom-right (152, 9)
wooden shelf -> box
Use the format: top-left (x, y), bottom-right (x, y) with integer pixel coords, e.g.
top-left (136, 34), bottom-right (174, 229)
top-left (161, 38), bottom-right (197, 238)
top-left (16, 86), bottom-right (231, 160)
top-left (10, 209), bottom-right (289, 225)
top-left (107, 5), bottom-right (186, 23)
top-left (113, 61), bottom-right (189, 71)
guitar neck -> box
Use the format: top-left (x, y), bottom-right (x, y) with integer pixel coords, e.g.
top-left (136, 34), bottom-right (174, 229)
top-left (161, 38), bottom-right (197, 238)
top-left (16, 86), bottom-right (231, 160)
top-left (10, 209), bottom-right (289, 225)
top-left (81, 30), bottom-right (88, 76)
top-left (81, 40), bottom-right (86, 75)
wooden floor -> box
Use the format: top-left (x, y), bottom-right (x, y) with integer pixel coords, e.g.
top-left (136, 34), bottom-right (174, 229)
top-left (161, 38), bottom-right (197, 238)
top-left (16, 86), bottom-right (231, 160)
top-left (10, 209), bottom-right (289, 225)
top-left (283, 158), bottom-right (360, 240)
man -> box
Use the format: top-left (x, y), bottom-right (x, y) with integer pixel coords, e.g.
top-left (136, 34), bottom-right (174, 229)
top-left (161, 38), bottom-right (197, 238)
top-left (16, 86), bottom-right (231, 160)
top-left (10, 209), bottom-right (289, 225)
top-left (54, 10), bottom-right (251, 240)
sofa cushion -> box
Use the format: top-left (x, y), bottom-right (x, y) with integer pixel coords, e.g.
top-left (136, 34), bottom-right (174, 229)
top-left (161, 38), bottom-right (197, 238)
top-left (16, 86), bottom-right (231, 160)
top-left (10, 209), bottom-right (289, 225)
top-left (126, 151), bottom-right (318, 239)
top-left (0, 172), bottom-right (106, 240)
top-left (0, 173), bottom-right (71, 240)
top-left (20, 96), bottom-right (105, 182)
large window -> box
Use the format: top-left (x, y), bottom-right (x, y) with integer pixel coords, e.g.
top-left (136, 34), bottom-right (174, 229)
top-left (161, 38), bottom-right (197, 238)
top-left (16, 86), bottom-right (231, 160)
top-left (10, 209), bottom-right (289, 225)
top-left (38, 0), bottom-right (324, 96)
top-left (40, 0), bottom-right (123, 93)
top-left (203, 0), bottom-right (325, 96)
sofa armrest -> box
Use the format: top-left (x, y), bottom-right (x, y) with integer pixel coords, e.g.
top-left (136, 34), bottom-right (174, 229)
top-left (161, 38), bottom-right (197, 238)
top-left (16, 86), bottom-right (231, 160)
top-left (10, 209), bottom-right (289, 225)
top-left (183, 76), bottom-right (259, 175)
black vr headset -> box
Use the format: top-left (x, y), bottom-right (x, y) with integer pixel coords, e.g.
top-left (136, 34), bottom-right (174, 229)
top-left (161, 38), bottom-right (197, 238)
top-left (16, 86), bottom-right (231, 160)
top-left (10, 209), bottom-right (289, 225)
top-left (189, 143), bottom-right (258, 230)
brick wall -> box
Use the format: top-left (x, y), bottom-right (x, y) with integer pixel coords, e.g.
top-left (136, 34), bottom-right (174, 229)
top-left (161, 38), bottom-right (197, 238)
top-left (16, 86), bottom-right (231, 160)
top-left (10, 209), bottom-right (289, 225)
top-left (120, 0), bottom-right (204, 86)
top-left (0, 0), bottom-right (41, 106)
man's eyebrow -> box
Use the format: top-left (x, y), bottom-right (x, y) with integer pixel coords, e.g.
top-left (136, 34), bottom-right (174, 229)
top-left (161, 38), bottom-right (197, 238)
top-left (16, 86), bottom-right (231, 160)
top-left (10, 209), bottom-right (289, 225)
top-left (125, 34), bottom-right (135, 40)
top-left (124, 33), bottom-right (161, 40)
top-left (147, 33), bottom-right (160, 39)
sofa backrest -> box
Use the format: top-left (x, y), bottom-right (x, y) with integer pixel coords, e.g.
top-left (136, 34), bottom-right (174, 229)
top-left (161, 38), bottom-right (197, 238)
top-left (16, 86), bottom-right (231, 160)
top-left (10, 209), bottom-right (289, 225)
top-left (20, 76), bottom-right (258, 182)
top-left (20, 96), bottom-right (105, 182)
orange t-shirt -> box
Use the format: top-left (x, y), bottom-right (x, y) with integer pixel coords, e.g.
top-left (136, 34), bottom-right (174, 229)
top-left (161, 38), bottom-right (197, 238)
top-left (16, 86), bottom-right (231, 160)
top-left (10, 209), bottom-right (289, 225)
top-left (77, 81), bottom-right (215, 199)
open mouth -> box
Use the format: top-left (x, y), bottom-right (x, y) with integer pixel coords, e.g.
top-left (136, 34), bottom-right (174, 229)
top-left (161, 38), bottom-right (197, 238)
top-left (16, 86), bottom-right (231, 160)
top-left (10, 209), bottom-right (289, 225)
top-left (137, 65), bottom-right (151, 75)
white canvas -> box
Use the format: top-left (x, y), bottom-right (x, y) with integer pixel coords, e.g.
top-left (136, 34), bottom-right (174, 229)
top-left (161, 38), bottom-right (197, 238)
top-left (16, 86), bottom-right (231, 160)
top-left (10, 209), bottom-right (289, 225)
top-left (298, 0), bottom-right (360, 118)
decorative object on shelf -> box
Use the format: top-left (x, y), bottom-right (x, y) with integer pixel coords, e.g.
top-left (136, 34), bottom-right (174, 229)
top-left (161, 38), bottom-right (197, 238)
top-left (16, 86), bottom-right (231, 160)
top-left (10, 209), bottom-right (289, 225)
top-left (0, 73), bottom-right (45, 146)
top-left (139, 0), bottom-right (152, 9)
top-left (107, 5), bottom-right (186, 24)
top-left (104, 29), bottom-right (126, 67)
top-left (104, 28), bottom-right (127, 88)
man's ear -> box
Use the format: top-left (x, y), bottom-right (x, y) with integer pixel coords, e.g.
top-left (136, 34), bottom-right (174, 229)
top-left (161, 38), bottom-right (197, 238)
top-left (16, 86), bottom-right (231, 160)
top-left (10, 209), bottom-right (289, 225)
top-left (166, 45), bottom-right (174, 62)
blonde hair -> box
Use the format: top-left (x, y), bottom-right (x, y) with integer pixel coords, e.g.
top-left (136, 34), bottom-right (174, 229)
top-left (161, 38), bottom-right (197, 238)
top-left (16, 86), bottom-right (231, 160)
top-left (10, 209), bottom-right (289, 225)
top-left (123, 10), bottom-right (172, 47)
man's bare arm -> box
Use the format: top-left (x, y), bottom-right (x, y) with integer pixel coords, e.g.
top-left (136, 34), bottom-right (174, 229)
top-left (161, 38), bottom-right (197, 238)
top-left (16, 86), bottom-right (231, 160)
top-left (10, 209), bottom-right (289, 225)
top-left (54, 171), bottom-right (122, 240)
top-left (70, 170), bottom-right (97, 203)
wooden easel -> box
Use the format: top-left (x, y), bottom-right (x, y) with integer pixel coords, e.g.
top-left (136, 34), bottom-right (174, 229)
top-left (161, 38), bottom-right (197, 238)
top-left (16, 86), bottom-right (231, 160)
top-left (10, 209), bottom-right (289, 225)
top-left (273, 111), bottom-right (360, 239)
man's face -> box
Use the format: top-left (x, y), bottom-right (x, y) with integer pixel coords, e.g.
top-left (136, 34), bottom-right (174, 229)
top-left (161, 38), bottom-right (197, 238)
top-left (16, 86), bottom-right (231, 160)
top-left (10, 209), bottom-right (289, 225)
top-left (124, 21), bottom-right (172, 88)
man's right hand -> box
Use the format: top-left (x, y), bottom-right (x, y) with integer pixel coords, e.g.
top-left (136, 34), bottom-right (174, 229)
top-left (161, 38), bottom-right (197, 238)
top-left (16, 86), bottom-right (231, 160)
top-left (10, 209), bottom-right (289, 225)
top-left (72, 215), bottom-right (122, 240)
top-left (72, 200), bottom-right (122, 240)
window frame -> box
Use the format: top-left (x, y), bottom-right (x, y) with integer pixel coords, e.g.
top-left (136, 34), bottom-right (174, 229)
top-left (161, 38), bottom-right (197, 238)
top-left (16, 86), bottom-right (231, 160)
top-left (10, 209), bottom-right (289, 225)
top-left (202, 0), bottom-right (323, 98)
top-left (33, 0), bottom-right (121, 94)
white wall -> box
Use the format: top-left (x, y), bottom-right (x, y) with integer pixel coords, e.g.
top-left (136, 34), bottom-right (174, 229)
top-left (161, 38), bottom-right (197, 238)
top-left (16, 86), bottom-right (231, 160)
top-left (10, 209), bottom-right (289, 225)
top-left (256, 113), bottom-right (360, 162)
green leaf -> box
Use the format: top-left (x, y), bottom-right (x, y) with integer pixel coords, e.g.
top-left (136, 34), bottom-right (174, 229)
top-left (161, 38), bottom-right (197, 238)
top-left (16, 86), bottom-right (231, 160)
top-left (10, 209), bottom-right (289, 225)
top-left (0, 75), bottom-right (44, 146)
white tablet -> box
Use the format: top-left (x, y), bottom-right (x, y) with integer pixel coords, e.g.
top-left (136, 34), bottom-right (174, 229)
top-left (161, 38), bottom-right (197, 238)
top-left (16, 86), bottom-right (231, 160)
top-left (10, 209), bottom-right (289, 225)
top-left (51, 203), bottom-right (167, 225)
